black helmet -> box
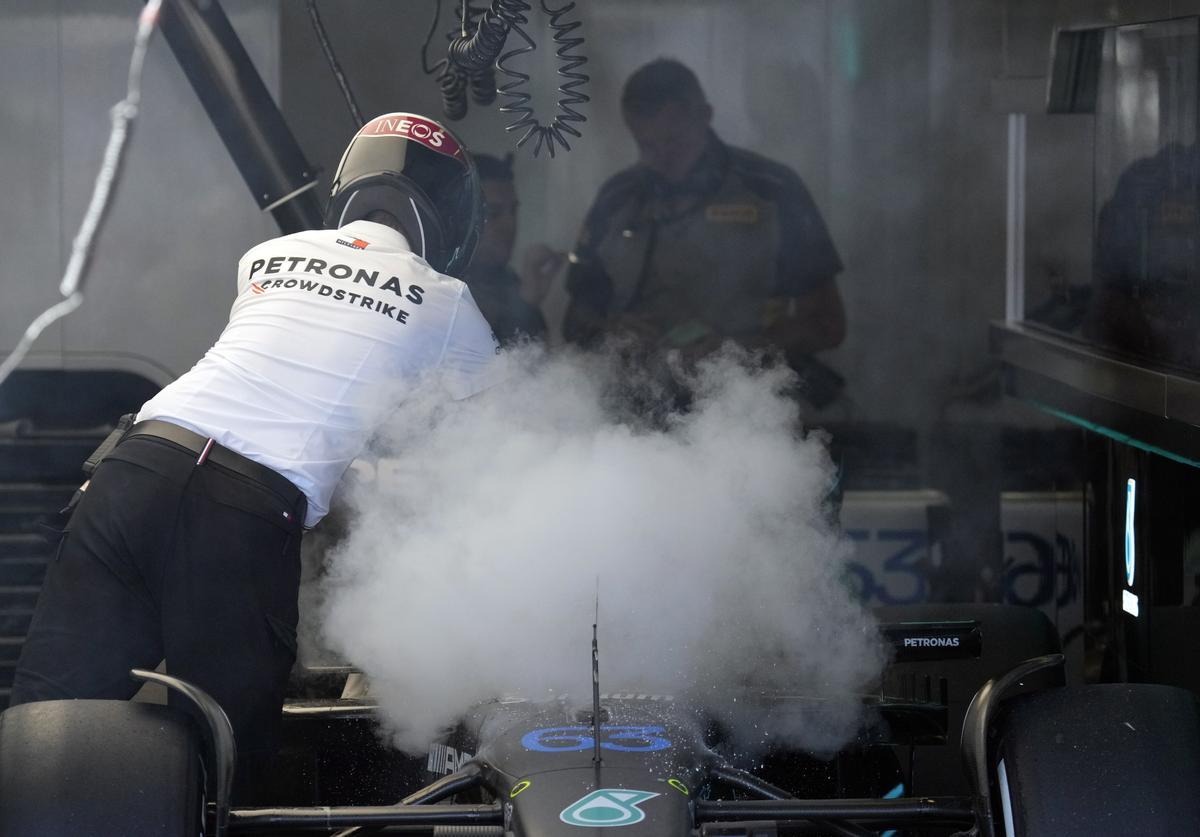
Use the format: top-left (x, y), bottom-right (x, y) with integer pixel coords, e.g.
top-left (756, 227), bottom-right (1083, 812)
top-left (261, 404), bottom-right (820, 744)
top-left (325, 112), bottom-right (481, 276)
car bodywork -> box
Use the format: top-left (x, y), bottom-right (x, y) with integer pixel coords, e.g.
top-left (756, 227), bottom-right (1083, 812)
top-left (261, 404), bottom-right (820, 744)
top-left (3, 607), bottom-right (1199, 837)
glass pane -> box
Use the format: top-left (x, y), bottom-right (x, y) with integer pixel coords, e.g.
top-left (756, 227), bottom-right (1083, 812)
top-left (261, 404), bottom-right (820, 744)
top-left (1023, 112), bottom-right (1095, 335)
top-left (1085, 18), bottom-right (1200, 371)
top-left (1024, 17), bottom-right (1200, 376)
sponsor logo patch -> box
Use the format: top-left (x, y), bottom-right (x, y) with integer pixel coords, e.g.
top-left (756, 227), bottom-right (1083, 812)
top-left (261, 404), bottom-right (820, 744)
top-left (426, 742), bottom-right (474, 775)
top-left (250, 282), bottom-right (265, 295)
top-left (1161, 201), bottom-right (1197, 226)
top-left (705, 203), bottom-right (759, 224)
top-left (902, 636), bottom-right (960, 648)
top-left (560, 789), bottom-right (658, 828)
top-left (357, 113), bottom-right (463, 159)
top-left (336, 237), bottom-right (370, 250)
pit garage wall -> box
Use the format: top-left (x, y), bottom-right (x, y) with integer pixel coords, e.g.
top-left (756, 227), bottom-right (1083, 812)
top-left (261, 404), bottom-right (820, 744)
top-left (0, 0), bottom-right (282, 386)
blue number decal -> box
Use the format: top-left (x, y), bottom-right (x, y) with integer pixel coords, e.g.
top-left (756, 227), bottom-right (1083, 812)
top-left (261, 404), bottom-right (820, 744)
top-left (843, 530), bottom-right (875, 603)
top-left (522, 725), bottom-right (671, 753)
top-left (843, 529), bottom-right (928, 605)
top-left (522, 727), bottom-right (593, 752)
top-left (1003, 531), bottom-right (1054, 608)
top-left (875, 530), bottom-right (928, 605)
top-left (599, 725), bottom-right (671, 752)
top-left (843, 560), bottom-right (875, 603)
top-left (1054, 533), bottom-right (1081, 608)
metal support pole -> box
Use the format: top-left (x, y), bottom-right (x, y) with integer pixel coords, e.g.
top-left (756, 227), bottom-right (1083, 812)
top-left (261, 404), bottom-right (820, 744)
top-left (156, 0), bottom-right (325, 233)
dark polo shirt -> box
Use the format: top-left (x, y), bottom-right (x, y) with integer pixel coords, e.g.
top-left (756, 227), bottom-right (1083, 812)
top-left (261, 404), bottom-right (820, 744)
top-left (565, 133), bottom-right (842, 346)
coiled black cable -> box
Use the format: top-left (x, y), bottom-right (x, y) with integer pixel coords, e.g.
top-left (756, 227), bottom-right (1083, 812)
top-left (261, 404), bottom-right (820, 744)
top-left (421, 0), bottom-right (464, 120)
top-left (470, 67), bottom-right (498, 106)
top-left (439, 64), bottom-right (471, 121)
top-left (421, 1), bottom-right (495, 121)
top-left (536, 0), bottom-right (589, 153)
top-left (446, 0), bottom-right (525, 72)
top-left (460, 2), bottom-right (499, 106)
top-left (447, 0), bottom-right (589, 157)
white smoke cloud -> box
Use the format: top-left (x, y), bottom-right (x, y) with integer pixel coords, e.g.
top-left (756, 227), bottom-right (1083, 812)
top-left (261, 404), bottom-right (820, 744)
top-left (317, 344), bottom-right (886, 755)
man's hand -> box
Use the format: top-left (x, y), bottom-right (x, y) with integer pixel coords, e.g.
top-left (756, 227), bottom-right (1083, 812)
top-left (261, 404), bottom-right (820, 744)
top-left (608, 312), bottom-right (663, 345)
top-left (520, 244), bottom-right (567, 306)
top-left (763, 280), bottom-right (846, 356)
top-left (676, 332), bottom-right (727, 369)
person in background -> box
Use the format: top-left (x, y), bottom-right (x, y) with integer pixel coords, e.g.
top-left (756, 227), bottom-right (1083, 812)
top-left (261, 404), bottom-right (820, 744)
top-left (1084, 142), bottom-right (1200, 370)
top-left (9, 112), bottom-right (502, 801)
top-left (464, 153), bottom-right (560, 345)
top-left (563, 58), bottom-right (845, 390)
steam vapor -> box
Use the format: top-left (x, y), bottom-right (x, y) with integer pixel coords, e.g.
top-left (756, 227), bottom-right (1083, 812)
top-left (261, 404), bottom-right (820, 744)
top-left (318, 344), bottom-right (886, 754)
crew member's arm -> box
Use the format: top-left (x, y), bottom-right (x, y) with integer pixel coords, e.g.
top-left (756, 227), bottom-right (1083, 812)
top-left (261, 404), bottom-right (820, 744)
top-left (520, 244), bottom-right (565, 308)
top-left (562, 274), bottom-right (611, 346)
top-left (762, 169), bottom-right (846, 356)
top-left (514, 247), bottom-right (557, 341)
top-left (563, 177), bottom-right (632, 346)
top-left (563, 242), bottom-right (614, 346)
top-left (439, 286), bottom-right (506, 400)
top-left (761, 278), bottom-right (846, 356)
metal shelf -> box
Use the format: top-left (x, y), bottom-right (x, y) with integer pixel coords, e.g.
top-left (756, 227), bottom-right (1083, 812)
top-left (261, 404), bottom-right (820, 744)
top-left (992, 321), bottom-right (1200, 467)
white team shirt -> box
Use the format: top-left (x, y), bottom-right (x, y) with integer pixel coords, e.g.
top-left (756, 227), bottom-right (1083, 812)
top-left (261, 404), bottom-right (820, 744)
top-left (138, 220), bottom-right (503, 526)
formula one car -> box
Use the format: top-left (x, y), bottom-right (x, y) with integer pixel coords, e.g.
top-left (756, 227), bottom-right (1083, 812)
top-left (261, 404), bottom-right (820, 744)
top-left (1, 605), bottom-right (1198, 837)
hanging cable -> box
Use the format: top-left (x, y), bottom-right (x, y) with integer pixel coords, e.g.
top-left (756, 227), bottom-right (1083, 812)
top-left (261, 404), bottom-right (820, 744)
top-left (0, 0), bottom-right (164, 389)
top-left (469, 66), bottom-right (498, 106)
top-left (420, 0), bottom-right (474, 121)
top-left (498, 0), bottom-right (588, 157)
top-left (439, 63), bottom-right (471, 121)
top-left (445, 0), bottom-right (589, 158)
top-left (307, 0), bottom-right (364, 127)
top-left (419, 0), bottom-right (445, 76)
top-left (462, 2), bottom-right (499, 107)
top-left (446, 0), bottom-right (523, 72)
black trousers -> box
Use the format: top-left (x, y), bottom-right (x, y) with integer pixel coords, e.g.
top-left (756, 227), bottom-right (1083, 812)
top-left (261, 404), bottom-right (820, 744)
top-left (11, 434), bottom-right (305, 799)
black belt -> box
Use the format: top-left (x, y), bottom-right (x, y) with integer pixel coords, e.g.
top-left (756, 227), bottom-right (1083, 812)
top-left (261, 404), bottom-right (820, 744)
top-left (124, 419), bottom-right (304, 513)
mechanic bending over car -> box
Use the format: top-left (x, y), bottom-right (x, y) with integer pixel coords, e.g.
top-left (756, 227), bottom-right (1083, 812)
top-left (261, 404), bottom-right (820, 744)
top-left (10, 112), bottom-right (503, 802)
